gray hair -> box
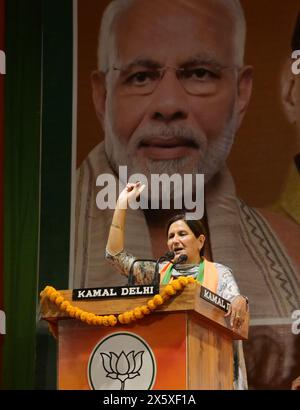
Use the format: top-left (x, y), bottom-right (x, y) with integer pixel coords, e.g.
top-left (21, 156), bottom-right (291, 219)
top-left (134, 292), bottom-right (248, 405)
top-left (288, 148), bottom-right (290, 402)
top-left (98, 0), bottom-right (246, 72)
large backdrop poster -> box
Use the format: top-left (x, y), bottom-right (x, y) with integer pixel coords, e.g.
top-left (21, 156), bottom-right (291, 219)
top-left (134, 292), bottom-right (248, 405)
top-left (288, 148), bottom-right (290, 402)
top-left (70, 0), bottom-right (300, 388)
top-left (71, 0), bottom-right (300, 390)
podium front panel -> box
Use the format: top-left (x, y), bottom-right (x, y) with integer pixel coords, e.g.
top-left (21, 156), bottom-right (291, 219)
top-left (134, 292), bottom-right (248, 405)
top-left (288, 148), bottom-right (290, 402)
top-left (58, 312), bottom-right (187, 390)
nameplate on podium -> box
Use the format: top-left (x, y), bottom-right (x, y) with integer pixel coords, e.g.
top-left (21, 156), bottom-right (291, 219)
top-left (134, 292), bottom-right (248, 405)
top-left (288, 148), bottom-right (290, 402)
top-left (72, 284), bottom-right (159, 301)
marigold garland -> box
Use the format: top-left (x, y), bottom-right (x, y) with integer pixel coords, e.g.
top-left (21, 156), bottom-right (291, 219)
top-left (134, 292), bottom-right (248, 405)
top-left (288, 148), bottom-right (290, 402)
top-left (40, 276), bottom-right (196, 328)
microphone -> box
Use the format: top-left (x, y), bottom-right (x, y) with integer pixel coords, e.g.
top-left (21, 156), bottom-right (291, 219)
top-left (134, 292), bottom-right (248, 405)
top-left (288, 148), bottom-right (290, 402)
top-left (128, 258), bottom-right (156, 286)
top-left (168, 255), bottom-right (188, 280)
top-left (164, 251), bottom-right (175, 260)
top-left (153, 251), bottom-right (175, 285)
top-left (173, 254), bottom-right (188, 268)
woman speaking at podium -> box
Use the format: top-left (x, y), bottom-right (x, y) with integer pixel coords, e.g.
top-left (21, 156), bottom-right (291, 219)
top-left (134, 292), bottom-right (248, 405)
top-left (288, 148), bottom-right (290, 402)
top-left (105, 182), bottom-right (248, 389)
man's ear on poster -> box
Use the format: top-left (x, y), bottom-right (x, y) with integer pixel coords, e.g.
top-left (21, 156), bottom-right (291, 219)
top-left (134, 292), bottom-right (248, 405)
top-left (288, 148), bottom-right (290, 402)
top-left (281, 57), bottom-right (298, 124)
top-left (91, 70), bottom-right (107, 127)
top-left (236, 65), bottom-right (253, 129)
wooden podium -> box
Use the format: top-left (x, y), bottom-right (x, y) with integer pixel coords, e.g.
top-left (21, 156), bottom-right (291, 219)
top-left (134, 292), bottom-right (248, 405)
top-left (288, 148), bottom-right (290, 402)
top-left (40, 283), bottom-right (248, 390)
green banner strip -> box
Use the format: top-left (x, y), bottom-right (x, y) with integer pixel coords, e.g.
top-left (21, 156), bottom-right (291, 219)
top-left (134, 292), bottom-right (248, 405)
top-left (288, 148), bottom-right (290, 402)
top-left (0, 0), bottom-right (5, 385)
top-left (39, 1), bottom-right (72, 291)
top-left (3, 0), bottom-right (42, 389)
top-left (35, 0), bottom-right (73, 389)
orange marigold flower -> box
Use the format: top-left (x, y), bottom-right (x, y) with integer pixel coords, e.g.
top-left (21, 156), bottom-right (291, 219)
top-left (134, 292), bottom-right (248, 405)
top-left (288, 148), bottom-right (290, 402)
top-left (178, 276), bottom-right (188, 286)
top-left (86, 317), bottom-right (93, 325)
top-left (133, 307), bottom-right (144, 319)
top-left (67, 306), bottom-right (75, 317)
top-left (108, 315), bottom-right (117, 326)
top-left (55, 296), bottom-right (64, 306)
top-left (91, 316), bottom-right (98, 325)
top-left (123, 311), bottom-right (132, 323)
top-left (80, 312), bottom-right (88, 321)
top-left (49, 291), bottom-right (59, 302)
top-left (162, 293), bottom-right (170, 302)
top-left (102, 316), bottom-right (110, 326)
top-left (128, 311), bottom-right (136, 321)
top-left (147, 300), bottom-right (156, 310)
top-left (153, 295), bottom-right (163, 306)
top-left (141, 306), bottom-right (151, 315)
top-left (86, 313), bottom-right (94, 324)
top-left (165, 285), bottom-right (176, 295)
top-left (95, 316), bottom-right (103, 326)
top-left (60, 301), bottom-right (70, 311)
top-left (172, 279), bottom-right (182, 290)
top-left (118, 314), bottom-right (125, 324)
top-left (44, 286), bottom-right (55, 294)
top-left (75, 309), bottom-right (82, 319)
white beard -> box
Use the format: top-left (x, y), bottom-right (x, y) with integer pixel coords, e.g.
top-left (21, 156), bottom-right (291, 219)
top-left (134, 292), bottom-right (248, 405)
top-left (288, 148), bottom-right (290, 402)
top-left (104, 104), bottom-right (238, 187)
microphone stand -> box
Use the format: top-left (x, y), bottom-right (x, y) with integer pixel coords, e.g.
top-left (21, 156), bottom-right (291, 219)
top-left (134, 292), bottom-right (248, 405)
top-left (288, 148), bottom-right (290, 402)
top-left (128, 252), bottom-right (175, 288)
top-left (172, 254), bottom-right (188, 272)
top-left (153, 251), bottom-right (175, 286)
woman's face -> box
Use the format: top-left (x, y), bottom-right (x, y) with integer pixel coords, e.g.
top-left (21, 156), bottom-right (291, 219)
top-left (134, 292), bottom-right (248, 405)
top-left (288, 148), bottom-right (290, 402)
top-left (167, 220), bottom-right (205, 264)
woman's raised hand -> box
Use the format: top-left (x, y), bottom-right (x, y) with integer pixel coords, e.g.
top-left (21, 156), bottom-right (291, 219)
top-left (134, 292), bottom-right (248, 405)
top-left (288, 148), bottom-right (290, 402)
top-left (117, 182), bottom-right (146, 209)
top-left (107, 182), bottom-right (145, 255)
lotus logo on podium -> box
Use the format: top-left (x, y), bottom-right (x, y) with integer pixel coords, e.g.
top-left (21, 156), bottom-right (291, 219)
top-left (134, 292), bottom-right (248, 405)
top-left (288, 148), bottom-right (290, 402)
top-left (100, 350), bottom-right (144, 390)
top-left (88, 332), bottom-right (156, 390)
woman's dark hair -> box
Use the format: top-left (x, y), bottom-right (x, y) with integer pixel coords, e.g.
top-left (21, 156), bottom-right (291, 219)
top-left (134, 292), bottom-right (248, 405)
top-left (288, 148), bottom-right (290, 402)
top-left (166, 214), bottom-right (207, 256)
